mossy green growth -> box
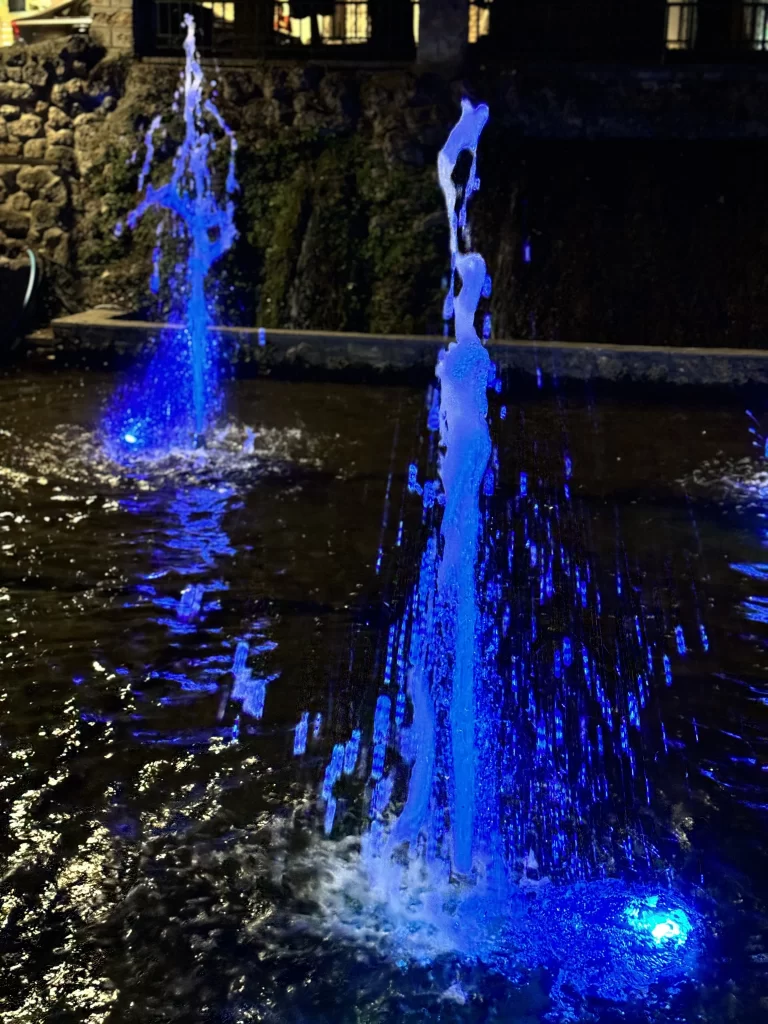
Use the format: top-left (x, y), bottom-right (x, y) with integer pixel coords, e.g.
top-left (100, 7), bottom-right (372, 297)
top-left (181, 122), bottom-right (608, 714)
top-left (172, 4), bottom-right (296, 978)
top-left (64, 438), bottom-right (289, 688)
top-left (238, 129), bottom-right (446, 334)
top-left (358, 152), bottom-right (446, 336)
top-left (79, 100), bottom-right (449, 333)
top-left (237, 128), bottom-right (321, 327)
top-left (258, 162), bottom-right (313, 328)
top-left (280, 138), bottom-right (369, 332)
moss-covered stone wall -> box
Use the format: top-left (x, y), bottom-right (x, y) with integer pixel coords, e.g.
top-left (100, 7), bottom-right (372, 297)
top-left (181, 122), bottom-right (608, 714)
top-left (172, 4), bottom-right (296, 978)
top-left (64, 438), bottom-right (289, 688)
top-left (72, 62), bottom-right (453, 337)
top-left (6, 38), bottom-right (768, 347)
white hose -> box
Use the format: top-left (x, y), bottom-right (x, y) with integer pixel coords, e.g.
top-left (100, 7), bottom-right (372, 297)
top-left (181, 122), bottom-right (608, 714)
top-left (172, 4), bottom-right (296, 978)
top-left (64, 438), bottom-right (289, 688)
top-left (23, 248), bottom-right (37, 311)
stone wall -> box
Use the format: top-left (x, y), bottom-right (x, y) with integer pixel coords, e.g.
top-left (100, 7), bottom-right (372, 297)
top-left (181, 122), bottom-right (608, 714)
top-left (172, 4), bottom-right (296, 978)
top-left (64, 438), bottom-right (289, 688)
top-left (89, 0), bottom-right (134, 54)
top-left (0, 35), bottom-right (123, 315)
top-left (5, 35), bottom-right (768, 347)
top-left (68, 58), bottom-right (457, 336)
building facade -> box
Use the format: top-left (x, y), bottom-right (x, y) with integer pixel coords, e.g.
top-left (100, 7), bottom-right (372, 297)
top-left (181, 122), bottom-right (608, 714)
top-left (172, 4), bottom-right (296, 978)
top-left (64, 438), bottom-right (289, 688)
top-left (0, 0), bottom-right (55, 48)
top-left (1, 1), bottom-right (767, 63)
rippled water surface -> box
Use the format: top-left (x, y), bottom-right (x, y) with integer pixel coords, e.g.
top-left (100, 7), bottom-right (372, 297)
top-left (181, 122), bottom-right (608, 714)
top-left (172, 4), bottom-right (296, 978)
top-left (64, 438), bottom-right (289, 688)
top-left (1, 371), bottom-right (768, 1023)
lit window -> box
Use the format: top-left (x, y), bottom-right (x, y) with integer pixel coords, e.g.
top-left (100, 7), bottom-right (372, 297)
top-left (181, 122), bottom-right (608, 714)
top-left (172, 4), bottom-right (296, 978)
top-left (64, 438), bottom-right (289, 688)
top-left (469, 0), bottom-right (492, 44)
top-left (201, 3), bottom-right (235, 25)
top-left (744, 2), bottom-right (768, 50)
top-left (666, 0), bottom-right (697, 49)
top-left (273, 1), bottom-right (417, 48)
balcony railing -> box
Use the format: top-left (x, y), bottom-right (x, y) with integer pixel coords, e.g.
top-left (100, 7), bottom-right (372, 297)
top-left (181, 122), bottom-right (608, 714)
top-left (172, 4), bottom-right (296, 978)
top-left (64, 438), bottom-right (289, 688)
top-left (469, 0), bottom-right (672, 62)
top-left (142, 2), bottom-right (235, 56)
top-left (665, 1), bottom-right (768, 56)
top-left (137, 0), bottom-right (768, 63)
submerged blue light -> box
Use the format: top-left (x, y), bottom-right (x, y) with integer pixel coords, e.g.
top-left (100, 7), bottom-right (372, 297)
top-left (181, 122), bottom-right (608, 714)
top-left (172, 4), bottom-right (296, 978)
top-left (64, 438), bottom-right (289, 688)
top-left (624, 897), bottom-right (692, 948)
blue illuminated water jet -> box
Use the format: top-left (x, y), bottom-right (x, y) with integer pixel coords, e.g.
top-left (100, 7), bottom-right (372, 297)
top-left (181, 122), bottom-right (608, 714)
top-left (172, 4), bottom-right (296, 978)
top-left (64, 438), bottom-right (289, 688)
top-left (105, 14), bottom-right (238, 453)
top-left (309, 101), bottom-right (709, 1014)
top-left (325, 100), bottom-right (498, 880)
top-left (434, 99), bottom-right (492, 876)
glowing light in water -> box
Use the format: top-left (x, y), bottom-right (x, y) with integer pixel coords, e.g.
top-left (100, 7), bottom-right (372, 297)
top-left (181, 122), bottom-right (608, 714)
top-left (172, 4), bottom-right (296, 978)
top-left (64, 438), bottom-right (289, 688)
top-left (106, 13), bottom-right (238, 452)
top-left (624, 897), bottom-right (692, 948)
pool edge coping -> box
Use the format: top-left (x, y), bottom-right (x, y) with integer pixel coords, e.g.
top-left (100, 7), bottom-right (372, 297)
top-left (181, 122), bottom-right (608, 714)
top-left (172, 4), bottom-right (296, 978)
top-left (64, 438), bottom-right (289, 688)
top-left (44, 307), bottom-right (768, 385)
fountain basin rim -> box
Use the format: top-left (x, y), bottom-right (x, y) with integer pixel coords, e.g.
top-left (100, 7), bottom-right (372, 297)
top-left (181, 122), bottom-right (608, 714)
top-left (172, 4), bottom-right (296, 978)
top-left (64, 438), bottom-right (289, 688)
top-left (41, 307), bottom-right (768, 385)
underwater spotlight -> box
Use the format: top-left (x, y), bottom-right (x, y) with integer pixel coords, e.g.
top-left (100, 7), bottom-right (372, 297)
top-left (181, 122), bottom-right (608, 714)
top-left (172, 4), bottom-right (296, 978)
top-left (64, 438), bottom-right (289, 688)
top-left (624, 896), bottom-right (692, 949)
top-left (652, 919), bottom-right (682, 943)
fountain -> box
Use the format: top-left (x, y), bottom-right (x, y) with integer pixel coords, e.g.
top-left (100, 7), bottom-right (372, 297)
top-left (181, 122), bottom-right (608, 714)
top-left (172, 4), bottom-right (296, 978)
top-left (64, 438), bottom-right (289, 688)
top-left (309, 99), bottom-right (705, 1014)
top-left (105, 14), bottom-right (238, 453)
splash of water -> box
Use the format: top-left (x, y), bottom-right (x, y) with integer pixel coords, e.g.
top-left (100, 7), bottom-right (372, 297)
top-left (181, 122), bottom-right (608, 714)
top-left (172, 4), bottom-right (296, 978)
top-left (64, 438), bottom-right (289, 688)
top-left (106, 14), bottom-right (238, 452)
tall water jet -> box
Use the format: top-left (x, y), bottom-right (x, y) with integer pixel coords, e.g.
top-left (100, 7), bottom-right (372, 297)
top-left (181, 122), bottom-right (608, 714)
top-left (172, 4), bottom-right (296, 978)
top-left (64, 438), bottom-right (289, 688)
top-left (106, 14), bottom-right (238, 452)
top-left (326, 100), bottom-right (495, 883)
top-left (376, 101), bottom-right (493, 879)
top-left (336, 102), bottom-right (683, 881)
top-left (434, 100), bottom-right (492, 876)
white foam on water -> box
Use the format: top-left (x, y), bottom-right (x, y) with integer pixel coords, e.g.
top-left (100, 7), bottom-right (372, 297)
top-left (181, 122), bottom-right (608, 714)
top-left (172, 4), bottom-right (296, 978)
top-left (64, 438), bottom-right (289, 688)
top-left (682, 454), bottom-right (768, 508)
top-left (0, 421), bottom-right (322, 494)
top-left (257, 820), bottom-right (702, 1021)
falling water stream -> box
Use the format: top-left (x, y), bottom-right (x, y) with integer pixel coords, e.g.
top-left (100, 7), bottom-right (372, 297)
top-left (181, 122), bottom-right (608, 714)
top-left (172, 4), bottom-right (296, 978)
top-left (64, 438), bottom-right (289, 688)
top-left (105, 14), bottom-right (238, 453)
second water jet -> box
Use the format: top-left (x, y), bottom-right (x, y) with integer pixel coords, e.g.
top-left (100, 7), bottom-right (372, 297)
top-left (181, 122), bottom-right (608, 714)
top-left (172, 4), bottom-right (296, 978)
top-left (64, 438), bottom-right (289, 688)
top-left (105, 14), bottom-right (238, 454)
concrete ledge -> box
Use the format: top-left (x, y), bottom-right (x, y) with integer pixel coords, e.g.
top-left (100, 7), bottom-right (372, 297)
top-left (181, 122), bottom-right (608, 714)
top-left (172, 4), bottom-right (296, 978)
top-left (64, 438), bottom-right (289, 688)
top-left (46, 307), bottom-right (768, 385)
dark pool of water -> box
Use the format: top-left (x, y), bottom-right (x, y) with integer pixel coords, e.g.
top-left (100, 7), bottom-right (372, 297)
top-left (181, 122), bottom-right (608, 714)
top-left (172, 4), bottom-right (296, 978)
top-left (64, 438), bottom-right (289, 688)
top-left (0, 370), bottom-right (767, 1023)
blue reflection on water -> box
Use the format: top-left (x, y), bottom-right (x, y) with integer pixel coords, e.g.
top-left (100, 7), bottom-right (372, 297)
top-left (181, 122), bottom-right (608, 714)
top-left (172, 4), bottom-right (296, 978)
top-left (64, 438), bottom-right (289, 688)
top-left (110, 482), bottom-right (281, 751)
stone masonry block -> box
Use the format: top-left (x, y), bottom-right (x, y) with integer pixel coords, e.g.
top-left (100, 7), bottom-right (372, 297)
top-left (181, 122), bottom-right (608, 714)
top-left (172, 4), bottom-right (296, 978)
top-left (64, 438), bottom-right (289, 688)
top-left (0, 207), bottom-right (31, 238)
top-left (23, 138), bottom-right (48, 158)
top-left (9, 113), bottom-right (43, 139)
top-left (16, 165), bottom-right (57, 196)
